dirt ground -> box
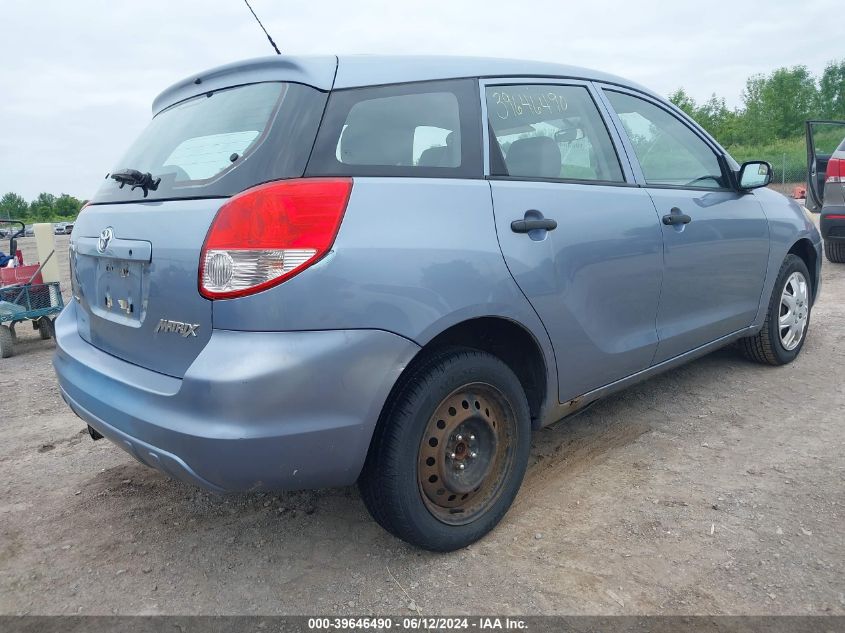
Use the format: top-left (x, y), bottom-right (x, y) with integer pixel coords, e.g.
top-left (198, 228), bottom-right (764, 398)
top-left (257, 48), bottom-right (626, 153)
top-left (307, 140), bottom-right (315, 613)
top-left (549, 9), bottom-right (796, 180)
top-left (0, 231), bottom-right (843, 616)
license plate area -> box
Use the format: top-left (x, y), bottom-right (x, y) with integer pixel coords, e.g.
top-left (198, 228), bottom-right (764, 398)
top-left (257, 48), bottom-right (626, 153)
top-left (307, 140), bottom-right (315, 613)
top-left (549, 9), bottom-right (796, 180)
top-left (91, 258), bottom-right (146, 326)
top-left (74, 236), bottom-right (152, 328)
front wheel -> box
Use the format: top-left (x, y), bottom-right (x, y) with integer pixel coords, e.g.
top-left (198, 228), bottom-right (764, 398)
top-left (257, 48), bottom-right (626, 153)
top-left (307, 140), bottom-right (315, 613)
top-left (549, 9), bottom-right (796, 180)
top-left (359, 347), bottom-right (531, 551)
top-left (739, 254), bottom-right (812, 365)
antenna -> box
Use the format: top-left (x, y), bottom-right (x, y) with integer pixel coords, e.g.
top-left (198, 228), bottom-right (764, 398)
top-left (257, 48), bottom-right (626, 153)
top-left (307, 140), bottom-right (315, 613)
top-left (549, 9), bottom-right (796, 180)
top-left (243, 0), bottom-right (281, 55)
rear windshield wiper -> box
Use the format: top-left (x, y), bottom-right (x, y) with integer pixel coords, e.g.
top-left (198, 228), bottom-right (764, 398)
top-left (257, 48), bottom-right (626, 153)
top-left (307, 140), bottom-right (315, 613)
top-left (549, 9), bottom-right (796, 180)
top-left (110, 169), bottom-right (161, 198)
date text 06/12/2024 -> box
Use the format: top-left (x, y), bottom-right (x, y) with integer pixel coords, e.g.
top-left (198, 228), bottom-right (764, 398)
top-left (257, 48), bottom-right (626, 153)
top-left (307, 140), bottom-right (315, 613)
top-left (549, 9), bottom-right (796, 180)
top-left (306, 617), bottom-right (528, 630)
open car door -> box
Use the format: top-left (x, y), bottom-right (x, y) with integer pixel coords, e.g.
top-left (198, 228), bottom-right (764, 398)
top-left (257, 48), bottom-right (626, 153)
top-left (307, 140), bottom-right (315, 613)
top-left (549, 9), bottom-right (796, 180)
top-left (806, 120), bottom-right (845, 212)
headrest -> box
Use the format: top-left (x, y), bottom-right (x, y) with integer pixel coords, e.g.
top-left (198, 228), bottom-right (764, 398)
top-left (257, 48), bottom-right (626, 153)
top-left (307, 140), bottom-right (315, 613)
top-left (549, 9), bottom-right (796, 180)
top-left (339, 124), bottom-right (409, 165)
top-left (506, 136), bottom-right (561, 178)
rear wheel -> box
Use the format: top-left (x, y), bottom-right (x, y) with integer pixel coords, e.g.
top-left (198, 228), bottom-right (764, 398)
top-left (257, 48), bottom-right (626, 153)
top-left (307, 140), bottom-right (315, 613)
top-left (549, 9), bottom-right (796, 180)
top-left (359, 347), bottom-right (531, 551)
top-left (38, 317), bottom-right (53, 340)
top-left (739, 254), bottom-right (811, 365)
top-left (824, 240), bottom-right (845, 263)
top-left (0, 325), bottom-right (15, 358)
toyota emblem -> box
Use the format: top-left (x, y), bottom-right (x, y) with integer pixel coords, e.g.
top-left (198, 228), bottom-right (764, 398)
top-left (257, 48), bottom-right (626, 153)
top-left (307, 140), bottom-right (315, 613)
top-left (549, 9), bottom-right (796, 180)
top-left (97, 227), bottom-right (114, 253)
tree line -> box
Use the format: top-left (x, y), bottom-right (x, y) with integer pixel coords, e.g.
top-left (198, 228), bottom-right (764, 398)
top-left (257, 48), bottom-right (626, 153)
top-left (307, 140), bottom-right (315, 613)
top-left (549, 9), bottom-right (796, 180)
top-left (670, 60), bottom-right (845, 148)
top-left (0, 192), bottom-right (86, 225)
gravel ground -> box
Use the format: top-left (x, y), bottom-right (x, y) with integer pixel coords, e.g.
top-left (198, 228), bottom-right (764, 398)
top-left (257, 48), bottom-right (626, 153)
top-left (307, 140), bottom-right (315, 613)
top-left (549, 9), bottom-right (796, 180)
top-left (0, 231), bottom-right (843, 616)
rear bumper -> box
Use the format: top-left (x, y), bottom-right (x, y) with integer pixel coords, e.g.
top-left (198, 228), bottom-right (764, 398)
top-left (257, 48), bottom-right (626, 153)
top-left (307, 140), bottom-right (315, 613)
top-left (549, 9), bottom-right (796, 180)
top-left (53, 301), bottom-right (420, 492)
top-left (820, 205), bottom-right (845, 241)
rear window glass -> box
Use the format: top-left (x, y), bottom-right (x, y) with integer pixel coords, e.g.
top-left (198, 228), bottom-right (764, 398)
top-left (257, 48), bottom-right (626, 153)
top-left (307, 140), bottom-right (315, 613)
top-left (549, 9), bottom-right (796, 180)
top-left (163, 131), bottom-right (262, 180)
top-left (92, 82), bottom-right (327, 203)
top-left (307, 79), bottom-right (482, 179)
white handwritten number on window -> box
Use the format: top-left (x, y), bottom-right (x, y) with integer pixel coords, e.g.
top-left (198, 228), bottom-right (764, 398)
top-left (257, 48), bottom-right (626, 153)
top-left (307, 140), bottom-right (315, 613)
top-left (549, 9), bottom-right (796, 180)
top-left (491, 91), bottom-right (568, 120)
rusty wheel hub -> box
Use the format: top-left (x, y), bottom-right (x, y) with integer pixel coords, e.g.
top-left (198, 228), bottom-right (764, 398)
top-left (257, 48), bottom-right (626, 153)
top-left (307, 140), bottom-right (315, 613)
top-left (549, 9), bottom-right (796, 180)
top-left (417, 383), bottom-right (515, 525)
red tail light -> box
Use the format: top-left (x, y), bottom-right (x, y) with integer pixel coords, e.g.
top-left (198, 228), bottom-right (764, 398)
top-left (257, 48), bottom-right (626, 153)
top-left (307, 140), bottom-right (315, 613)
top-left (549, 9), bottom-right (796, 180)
top-left (199, 178), bottom-right (352, 299)
top-left (827, 157), bottom-right (844, 183)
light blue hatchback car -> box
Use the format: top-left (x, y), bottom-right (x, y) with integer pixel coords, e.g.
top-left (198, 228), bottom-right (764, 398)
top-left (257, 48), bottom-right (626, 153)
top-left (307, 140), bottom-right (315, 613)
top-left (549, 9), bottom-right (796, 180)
top-left (54, 55), bottom-right (822, 550)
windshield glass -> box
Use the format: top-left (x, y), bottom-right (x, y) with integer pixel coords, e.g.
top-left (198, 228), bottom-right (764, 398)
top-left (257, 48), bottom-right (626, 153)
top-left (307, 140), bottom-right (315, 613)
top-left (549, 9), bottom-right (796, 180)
top-left (92, 81), bottom-right (327, 203)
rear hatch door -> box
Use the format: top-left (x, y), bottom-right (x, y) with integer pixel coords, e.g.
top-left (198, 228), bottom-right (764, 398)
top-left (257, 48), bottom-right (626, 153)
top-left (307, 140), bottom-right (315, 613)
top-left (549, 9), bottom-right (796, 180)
top-left (70, 73), bottom-right (330, 378)
top-left (72, 201), bottom-right (219, 377)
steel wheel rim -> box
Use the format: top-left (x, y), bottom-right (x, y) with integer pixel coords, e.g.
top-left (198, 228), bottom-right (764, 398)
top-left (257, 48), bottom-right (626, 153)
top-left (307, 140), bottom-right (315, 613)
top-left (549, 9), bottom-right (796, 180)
top-left (417, 383), bottom-right (516, 526)
top-left (779, 271), bottom-right (809, 351)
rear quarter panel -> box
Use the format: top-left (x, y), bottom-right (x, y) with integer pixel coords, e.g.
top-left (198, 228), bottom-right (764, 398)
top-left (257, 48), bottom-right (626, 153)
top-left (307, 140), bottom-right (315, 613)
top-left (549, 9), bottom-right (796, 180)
top-left (212, 178), bottom-right (559, 411)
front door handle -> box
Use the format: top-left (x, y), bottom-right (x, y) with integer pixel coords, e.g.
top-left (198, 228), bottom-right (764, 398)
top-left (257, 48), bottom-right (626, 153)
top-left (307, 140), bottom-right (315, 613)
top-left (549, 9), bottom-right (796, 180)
top-left (511, 218), bottom-right (558, 233)
top-left (662, 210), bottom-right (692, 226)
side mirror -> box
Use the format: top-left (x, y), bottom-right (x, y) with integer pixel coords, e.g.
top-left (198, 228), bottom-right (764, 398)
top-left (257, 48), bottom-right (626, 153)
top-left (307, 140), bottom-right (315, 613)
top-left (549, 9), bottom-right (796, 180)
top-left (738, 161), bottom-right (772, 190)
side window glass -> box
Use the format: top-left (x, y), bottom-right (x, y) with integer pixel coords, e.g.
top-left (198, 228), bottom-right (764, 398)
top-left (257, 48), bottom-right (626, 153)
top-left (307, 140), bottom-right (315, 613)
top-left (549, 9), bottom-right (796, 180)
top-left (337, 92), bottom-right (460, 167)
top-left (485, 85), bottom-right (624, 182)
top-left (307, 79), bottom-right (482, 178)
top-left (413, 126), bottom-right (457, 166)
top-left (605, 91), bottom-right (726, 189)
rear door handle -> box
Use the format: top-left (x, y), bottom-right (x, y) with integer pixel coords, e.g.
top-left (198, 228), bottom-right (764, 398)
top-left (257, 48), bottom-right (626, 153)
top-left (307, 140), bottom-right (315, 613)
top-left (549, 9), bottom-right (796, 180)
top-left (662, 211), bottom-right (692, 226)
top-left (511, 218), bottom-right (558, 233)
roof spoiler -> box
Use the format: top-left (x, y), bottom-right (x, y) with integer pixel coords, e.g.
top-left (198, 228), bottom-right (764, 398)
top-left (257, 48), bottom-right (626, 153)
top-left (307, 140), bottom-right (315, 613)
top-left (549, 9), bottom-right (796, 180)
top-left (151, 55), bottom-right (338, 115)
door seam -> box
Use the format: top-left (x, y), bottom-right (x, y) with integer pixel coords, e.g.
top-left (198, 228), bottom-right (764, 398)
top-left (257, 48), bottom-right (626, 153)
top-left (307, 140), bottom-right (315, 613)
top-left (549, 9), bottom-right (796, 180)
top-left (485, 181), bottom-right (562, 406)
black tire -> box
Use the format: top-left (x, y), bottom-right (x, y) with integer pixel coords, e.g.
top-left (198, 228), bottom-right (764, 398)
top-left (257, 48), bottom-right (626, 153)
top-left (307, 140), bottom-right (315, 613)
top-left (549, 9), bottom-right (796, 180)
top-left (824, 240), bottom-right (845, 263)
top-left (38, 317), bottom-right (53, 340)
top-left (358, 347), bottom-right (531, 551)
top-left (0, 325), bottom-right (15, 359)
top-left (739, 254), bottom-right (811, 365)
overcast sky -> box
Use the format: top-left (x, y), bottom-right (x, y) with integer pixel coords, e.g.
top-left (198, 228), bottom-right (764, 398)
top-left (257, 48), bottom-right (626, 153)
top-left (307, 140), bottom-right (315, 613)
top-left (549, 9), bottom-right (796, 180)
top-left (0, 0), bottom-right (838, 201)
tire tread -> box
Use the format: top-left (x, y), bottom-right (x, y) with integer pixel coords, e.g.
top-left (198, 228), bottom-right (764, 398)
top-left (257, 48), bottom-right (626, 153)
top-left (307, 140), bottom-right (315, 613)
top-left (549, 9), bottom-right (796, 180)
top-left (739, 254), bottom-right (809, 366)
top-left (359, 347), bottom-right (461, 540)
top-left (38, 318), bottom-right (52, 341)
top-left (358, 346), bottom-right (529, 551)
top-left (824, 240), bottom-right (845, 263)
top-left (0, 325), bottom-right (14, 359)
